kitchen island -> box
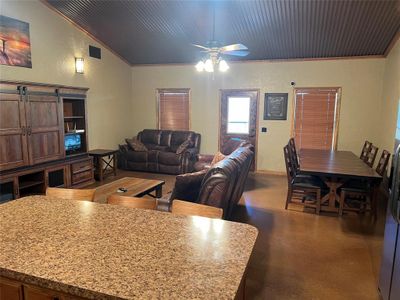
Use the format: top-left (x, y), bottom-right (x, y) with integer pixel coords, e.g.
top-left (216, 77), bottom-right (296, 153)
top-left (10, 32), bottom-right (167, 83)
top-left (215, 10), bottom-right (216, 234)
top-left (0, 196), bottom-right (258, 299)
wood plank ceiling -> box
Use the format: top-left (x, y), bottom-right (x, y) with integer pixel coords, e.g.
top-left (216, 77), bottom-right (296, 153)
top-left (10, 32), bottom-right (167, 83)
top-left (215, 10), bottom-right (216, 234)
top-left (44, 0), bottom-right (400, 65)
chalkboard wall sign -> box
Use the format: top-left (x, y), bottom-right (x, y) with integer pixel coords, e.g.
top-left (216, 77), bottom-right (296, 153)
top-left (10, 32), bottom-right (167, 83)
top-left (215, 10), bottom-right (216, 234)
top-left (264, 93), bottom-right (288, 120)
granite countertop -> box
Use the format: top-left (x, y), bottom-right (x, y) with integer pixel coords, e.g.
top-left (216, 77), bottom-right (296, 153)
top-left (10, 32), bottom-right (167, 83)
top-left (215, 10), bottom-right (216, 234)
top-left (0, 196), bottom-right (258, 299)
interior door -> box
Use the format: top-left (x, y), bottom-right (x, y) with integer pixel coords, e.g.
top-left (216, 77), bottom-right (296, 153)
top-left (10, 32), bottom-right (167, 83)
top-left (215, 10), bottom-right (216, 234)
top-left (0, 85), bottom-right (29, 171)
top-left (220, 89), bottom-right (258, 170)
top-left (25, 87), bottom-right (65, 165)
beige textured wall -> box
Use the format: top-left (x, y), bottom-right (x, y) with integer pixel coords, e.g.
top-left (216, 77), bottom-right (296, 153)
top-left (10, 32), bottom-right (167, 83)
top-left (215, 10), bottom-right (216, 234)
top-left (379, 40), bottom-right (400, 153)
top-left (131, 58), bottom-right (385, 172)
top-left (0, 0), bottom-right (133, 150)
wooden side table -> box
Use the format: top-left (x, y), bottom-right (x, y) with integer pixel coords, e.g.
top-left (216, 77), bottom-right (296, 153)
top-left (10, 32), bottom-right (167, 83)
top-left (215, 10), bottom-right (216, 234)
top-left (88, 149), bottom-right (118, 181)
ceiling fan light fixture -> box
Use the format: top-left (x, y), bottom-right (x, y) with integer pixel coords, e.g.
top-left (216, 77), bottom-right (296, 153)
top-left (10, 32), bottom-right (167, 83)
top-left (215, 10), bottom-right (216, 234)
top-left (195, 61), bottom-right (205, 72)
top-left (204, 58), bottom-right (214, 72)
top-left (219, 59), bottom-right (229, 72)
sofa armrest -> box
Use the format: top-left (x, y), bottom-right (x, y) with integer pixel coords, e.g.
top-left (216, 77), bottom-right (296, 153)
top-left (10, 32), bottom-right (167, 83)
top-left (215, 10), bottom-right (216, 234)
top-left (184, 147), bottom-right (199, 158)
top-left (119, 144), bottom-right (129, 152)
top-left (197, 154), bottom-right (214, 163)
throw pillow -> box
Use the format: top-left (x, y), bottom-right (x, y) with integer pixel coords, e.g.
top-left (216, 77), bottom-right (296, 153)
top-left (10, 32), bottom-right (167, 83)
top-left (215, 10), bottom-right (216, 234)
top-left (126, 138), bottom-right (148, 152)
top-left (176, 139), bottom-right (191, 154)
top-left (211, 151), bottom-right (226, 165)
top-left (170, 169), bottom-right (208, 202)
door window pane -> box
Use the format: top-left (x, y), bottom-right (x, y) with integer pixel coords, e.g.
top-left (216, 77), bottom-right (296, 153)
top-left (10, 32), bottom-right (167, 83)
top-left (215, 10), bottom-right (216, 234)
top-left (227, 97), bottom-right (250, 134)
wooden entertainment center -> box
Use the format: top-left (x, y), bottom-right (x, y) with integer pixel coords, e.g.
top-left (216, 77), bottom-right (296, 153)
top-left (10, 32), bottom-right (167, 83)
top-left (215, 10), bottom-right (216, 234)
top-left (0, 81), bottom-right (95, 203)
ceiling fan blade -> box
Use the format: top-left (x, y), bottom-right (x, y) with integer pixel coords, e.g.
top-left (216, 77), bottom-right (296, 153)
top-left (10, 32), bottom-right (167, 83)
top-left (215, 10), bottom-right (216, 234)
top-left (191, 43), bottom-right (211, 51)
top-left (222, 50), bottom-right (250, 57)
top-left (219, 43), bottom-right (248, 52)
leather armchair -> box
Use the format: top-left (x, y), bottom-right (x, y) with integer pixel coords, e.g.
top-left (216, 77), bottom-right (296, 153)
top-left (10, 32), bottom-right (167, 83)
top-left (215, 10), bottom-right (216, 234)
top-left (168, 143), bottom-right (254, 219)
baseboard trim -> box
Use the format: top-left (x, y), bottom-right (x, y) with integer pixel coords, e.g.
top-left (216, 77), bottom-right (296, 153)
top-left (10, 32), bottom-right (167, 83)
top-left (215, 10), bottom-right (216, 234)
top-left (255, 169), bottom-right (286, 176)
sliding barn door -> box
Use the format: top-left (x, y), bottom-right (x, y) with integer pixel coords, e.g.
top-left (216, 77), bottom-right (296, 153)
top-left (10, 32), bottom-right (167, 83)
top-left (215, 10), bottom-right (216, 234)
top-left (0, 84), bottom-right (29, 171)
top-left (25, 86), bottom-right (65, 165)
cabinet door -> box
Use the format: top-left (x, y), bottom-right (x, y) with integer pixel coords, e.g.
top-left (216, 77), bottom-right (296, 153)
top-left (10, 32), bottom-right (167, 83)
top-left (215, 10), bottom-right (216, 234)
top-left (25, 87), bottom-right (65, 165)
top-left (0, 85), bottom-right (29, 171)
top-left (23, 285), bottom-right (62, 300)
top-left (0, 277), bottom-right (23, 300)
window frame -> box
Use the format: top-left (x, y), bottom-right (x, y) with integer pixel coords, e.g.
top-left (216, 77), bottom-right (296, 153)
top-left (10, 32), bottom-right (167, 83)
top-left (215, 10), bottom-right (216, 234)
top-left (290, 87), bottom-right (342, 150)
top-left (156, 88), bottom-right (191, 131)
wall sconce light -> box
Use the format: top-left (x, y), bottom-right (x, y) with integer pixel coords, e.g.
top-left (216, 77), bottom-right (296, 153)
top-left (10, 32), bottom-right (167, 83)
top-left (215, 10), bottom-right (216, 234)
top-left (75, 57), bottom-right (84, 74)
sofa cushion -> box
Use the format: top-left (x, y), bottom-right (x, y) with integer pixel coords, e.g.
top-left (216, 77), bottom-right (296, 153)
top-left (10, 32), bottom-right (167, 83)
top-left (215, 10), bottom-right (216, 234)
top-left (140, 129), bottom-right (161, 145)
top-left (147, 150), bottom-right (159, 163)
top-left (146, 144), bottom-right (170, 152)
top-left (160, 131), bottom-right (172, 147)
top-left (126, 138), bottom-right (147, 152)
top-left (211, 151), bottom-right (226, 165)
top-left (158, 151), bottom-right (182, 165)
top-left (170, 169), bottom-right (208, 203)
top-left (176, 139), bottom-right (191, 154)
top-left (125, 151), bottom-right (147, 162)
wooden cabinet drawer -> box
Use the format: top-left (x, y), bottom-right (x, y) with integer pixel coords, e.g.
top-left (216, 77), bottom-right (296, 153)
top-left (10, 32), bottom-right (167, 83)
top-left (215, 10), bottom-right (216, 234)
top-left (72, 170), bottom-right (93, 185)
top-left (0, 277), bottom-right (23, 300)
top-left (71, 159), bottom-right (92, 174)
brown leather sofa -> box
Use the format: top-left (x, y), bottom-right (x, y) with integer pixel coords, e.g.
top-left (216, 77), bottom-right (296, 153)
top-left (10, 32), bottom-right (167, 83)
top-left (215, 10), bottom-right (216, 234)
top-left (168, 141), bottom-right (254, 219)
top-left (118, 129), bottom-right (201, 174)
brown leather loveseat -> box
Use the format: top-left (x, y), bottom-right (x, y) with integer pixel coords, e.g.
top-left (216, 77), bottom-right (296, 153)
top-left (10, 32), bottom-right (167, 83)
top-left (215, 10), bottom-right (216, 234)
top-left (168, 141), bottom-right (254, 219)
top-left (118, 129), bottom-right (201, 175)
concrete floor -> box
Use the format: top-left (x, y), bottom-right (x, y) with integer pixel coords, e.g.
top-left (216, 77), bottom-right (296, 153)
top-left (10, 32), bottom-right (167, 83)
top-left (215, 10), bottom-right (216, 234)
top-left (91, 170), bottom-right (386, 299)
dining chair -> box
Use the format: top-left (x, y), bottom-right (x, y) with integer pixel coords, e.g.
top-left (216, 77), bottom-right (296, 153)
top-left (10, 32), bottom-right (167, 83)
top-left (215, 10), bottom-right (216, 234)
top-left (360, 140), bottom-right (372, 161)
top-left (171, 199), bottom-right (223, 219)
top-left (107, 194), bottom-right (157, 210)
top-left (375, 150), bottom-right (391, 177)
top-left (339, 150), bottom-right (390, 217)
top-left (364, 145), bottom-right (379, 168)
top-left (288, 138), bottom-right (299, 170)
top-left (46, 187), bottom-right (96, 202)
top-left (283, 145), bottom-right (321, 214)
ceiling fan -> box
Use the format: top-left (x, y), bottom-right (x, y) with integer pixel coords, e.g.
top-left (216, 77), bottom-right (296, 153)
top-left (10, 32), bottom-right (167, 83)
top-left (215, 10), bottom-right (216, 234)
top-left (192, 42), bottom-right (249, 72)
top-left (192, 7), bottom-right (249, 72)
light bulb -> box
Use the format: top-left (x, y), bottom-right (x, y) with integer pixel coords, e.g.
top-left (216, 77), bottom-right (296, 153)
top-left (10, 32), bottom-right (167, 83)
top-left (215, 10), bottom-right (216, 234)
top-left (195, 61), bottom-right (205, 72)
top-left (219, 59), bottom-right (229, 72)
top-left (204, 59), bottom-right (214, 72)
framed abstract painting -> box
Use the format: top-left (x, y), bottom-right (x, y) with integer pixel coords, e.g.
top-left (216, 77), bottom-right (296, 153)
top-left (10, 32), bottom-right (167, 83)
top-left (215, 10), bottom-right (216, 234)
top-left (0, 15), bottom-right (32, 68)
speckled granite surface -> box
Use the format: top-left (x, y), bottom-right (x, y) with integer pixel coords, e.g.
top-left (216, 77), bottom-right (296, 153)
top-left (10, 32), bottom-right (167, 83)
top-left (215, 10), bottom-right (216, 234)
top-left (0, 196), bottom-right (258, 299)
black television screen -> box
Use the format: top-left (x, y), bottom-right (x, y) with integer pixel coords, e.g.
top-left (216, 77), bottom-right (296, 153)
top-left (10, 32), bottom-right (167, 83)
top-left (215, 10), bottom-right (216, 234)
top-left (65, 134), bottom-right (81, 152)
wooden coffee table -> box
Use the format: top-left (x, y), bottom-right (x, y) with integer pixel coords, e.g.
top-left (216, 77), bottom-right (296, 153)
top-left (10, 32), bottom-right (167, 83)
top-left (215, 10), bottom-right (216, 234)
top-left (94, 177), bottom-right (165, 204)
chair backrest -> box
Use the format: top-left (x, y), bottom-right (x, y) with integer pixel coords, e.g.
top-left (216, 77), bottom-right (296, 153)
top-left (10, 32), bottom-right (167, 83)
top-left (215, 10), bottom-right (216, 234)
top-left (360, 140), bottom-right (372, 160)
top-left (107, 194), bottom-right (157, 210)
top-left (46, 187), bottom-right (96, 202)
top-left (288, 138), bottom-right (299, 171)
top-left (375, 150), bottom-right (391, 177)
top-left (171, 199), bottom-right (223, 219)
top-left (283, 145), bottom-right (295, 185)
top-left (364, 145), bottom-right (379, 168)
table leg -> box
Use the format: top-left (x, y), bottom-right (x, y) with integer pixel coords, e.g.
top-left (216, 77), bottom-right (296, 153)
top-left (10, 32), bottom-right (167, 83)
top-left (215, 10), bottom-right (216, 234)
top-left (113, 153), bottom-right (117, 176)
top-left (321, 178), bottom-right (344, 212)
top-left (99, 158), bottom-right (104, 181)
top-left (155, 185), bottom-right (163, 198)
top-left (371, 183), bottom-right (380, 219)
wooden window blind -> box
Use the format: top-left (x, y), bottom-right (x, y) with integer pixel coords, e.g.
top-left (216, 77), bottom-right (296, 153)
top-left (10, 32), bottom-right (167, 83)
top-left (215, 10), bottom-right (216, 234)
top-left (157, 89), bottom-right (190, 130)
top-left (293, 88), bottom-right (340, 150)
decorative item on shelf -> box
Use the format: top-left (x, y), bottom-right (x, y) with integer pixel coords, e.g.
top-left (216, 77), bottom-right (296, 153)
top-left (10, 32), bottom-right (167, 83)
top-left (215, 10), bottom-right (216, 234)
top-left (66, 122), bottom-right (84, 134)
top-left (75, 57), bottom-right (84, 73)
top-left (264, 93), bottom-right (288, 120)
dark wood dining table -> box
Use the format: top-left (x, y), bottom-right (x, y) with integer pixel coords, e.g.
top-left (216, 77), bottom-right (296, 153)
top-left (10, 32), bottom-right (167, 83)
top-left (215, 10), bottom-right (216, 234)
top-left (299, 149), bottom-right (382, 213)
